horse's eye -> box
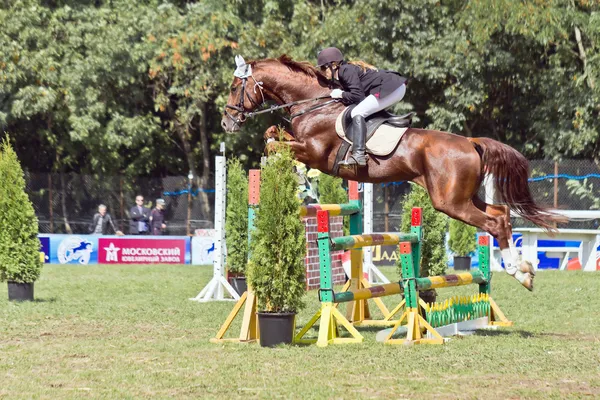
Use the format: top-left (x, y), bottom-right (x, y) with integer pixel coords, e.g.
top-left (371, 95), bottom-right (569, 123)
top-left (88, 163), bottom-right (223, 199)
top-left (230, 86), bottom-right (236, 93)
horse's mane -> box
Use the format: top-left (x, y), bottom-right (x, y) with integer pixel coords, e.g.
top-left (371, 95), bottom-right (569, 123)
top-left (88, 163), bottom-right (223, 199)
top-left (251, 55), bottom-right (330, 84)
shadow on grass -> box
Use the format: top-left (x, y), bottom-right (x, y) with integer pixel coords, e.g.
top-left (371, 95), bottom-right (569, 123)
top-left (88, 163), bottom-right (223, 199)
top-left (478, 329), bottom-right (592, 341)
top-left (31, 297), bottom-right (59, 303)
top-left (3, 297), bottom-right (58, 304)
top-left (475, 329), bottom-right (535, 339)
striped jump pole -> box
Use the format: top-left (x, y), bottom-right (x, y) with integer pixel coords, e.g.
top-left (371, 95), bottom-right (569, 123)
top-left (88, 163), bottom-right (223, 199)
top-left (332, 270), bottom-right (488, 304)
top-left (330, 233), bottom-right (420, 251)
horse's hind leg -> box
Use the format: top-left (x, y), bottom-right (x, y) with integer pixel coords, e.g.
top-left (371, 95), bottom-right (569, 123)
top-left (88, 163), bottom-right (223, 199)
top-left (425, 179), bottom-right (534, 290)
top-left (472, 197), bottom-right (535, 275)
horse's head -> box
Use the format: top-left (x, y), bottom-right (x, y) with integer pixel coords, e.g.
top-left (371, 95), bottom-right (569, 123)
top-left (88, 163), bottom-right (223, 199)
top-left (221, 55), bottom-right (266, 132)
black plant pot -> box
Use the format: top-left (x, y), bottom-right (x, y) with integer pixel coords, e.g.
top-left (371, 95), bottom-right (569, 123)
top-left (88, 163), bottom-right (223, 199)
top-left (228, 276), bottom-right (247, 296)
top-left (454, 256), bottom-right (471, 271)
top-left (257, 312), bottom-right (296, 347)
top-left (8, 282), bottom-right (34, 301)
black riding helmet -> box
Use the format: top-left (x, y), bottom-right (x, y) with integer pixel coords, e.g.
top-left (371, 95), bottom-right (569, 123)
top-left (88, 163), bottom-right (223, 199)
top-left (316, 47), bottom-right (344, 68)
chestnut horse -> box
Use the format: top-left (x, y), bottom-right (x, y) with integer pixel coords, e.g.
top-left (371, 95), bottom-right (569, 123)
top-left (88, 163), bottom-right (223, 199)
top-left (221, 55), bottom-right (566, 290)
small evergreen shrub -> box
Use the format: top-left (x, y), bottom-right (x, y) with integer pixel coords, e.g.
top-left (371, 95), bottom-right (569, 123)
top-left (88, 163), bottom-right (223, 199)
top-left (318, 173), bottom-right (347, 205)
top-left (247, 147), bottom-right (306, 313)
top-left (225, 158), bottom-right (249, 274)
top-left (0, 137), bottom-right (43, 283)
top-left (398, 184), bottom-right (448, 277)
top-left (448, 219), bottom-right (477, 257)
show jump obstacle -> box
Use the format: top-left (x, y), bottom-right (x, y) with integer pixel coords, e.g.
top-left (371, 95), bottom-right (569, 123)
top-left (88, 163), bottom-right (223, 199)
top-left (210, 177), bottom-right (399, 342)
top-left (295, 208), bottom-right (513, 347)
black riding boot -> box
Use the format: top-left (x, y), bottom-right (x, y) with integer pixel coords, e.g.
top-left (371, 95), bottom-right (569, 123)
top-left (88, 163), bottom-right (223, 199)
top-left (344, 115), bottom-right (367, 167)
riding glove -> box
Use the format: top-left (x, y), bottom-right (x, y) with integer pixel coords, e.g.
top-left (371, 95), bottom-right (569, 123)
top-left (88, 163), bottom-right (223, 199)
top-left (330, 89), bottom-right (344, 99)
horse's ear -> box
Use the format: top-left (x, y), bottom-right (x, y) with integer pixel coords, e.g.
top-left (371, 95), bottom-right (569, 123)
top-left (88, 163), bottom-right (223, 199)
top-left (234, 55), bottom-right (252, 78)
top-left (235, 55), bottom-right (245, 68)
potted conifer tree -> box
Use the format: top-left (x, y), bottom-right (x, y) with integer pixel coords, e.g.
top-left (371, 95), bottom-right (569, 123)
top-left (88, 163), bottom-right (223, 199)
top-left (247, 148), bottom-right (306, 347)
top-left (0, 138), bottom-right (44, 301)
top-left (449, 219), bottom-right (477, 270)
top-left (225, 158), bottom-right (249, 295)
top-left (399, 184), bottom-right (448, 304)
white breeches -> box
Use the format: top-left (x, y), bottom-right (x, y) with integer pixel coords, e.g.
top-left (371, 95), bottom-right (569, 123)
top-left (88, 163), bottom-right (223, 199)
top-left (350, 84), bottom-right (406, 119)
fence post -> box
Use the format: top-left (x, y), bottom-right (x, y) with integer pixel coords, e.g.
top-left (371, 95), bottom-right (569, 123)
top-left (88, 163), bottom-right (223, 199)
top-left (48, 174), bottom-right (54, 233)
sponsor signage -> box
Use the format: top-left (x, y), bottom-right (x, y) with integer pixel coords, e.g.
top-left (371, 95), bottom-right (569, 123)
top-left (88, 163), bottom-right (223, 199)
top-left (98, 238), bottom-right (187, 264)
top-left (38, 234), bottom-right (191, 265)
top-left (191, 230), bottom-right (217, 265)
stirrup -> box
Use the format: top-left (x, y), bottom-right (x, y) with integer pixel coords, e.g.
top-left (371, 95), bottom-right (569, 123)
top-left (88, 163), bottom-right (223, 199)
top-left (340, 154), bottom-right (368, 167)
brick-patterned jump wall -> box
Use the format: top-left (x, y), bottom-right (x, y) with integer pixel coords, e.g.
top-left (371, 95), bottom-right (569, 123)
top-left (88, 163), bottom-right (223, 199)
top-left (303, 215), bottom-right (347, 290)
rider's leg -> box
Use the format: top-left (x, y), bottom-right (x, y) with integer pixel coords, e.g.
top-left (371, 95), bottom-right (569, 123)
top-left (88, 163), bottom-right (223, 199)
top-left (345, 84), bottom-right (406, 166)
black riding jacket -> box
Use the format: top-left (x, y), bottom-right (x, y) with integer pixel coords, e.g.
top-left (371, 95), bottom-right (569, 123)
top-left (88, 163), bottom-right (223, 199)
top-left (337, 62), bottom-right (407, 106)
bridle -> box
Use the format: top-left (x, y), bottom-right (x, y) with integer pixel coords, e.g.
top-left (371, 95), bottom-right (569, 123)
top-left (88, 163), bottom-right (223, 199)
top-left (223, 64), bottom-right (266, 127)
top-left (224, 64), bottom-right (338, 127)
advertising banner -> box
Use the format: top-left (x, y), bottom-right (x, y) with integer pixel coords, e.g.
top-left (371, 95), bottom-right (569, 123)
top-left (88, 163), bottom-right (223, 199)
top-left (38, 234), bottom-right (191, 265)
top-left (191, 229), bottom-right (217, 265)
top-left (98, 237), bottom-right (189, 264)
top-left (39, 235), bottom-right (99, 265)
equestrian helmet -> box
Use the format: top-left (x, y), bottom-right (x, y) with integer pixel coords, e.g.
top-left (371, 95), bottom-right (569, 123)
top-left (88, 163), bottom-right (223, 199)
top-left (317, 47), bottom-right (344, 67)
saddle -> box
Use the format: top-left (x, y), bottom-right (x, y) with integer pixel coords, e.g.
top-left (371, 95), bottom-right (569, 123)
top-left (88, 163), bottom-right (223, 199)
top-left (333, 107), bottom-right (414, 174)
top-left (341, 106), bottom-right (413, 139)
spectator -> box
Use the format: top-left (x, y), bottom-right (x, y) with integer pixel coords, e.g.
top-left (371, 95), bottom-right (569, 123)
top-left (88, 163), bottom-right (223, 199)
top-left (90, 204), bottom-right (123, 235)
top-left (150, 198), bottom-right (167, 235)
top-left (129, 195), bottom-right (151, 235)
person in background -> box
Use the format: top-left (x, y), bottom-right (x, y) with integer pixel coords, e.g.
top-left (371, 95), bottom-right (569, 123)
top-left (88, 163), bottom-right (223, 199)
top-left (149, 198), bottom-right (167, 235)
top-left (90, 204), bottom-right (123, 235)
top-left (129, 195), bottom-right (151, 235)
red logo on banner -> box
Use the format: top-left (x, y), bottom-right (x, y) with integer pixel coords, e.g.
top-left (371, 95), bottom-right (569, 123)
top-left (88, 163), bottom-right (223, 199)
top-left (98, 238), bottom-right (186, 264)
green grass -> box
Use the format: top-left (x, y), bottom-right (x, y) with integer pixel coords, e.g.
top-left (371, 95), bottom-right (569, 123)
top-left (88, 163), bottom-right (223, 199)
top-left (1, 265), bottom-right (599, 399)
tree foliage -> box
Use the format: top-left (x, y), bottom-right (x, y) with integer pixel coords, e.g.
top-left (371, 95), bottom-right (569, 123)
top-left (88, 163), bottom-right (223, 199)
top-left (225, 158), bottom-right (248, 274)
top-left (1, 0), bottom-right (598, 182)
top-left (448, 219), bottom-right (478, 257)
top-left (0, 137), bottom-right (43, 283)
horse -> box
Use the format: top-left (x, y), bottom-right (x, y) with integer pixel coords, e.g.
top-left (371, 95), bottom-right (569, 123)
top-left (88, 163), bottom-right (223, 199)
top-left (221, 55), bottom-right (566, 291)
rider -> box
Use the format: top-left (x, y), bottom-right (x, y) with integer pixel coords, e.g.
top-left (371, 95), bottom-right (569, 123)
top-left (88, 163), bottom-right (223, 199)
top-left (316, 47), bottom-right (407, 166)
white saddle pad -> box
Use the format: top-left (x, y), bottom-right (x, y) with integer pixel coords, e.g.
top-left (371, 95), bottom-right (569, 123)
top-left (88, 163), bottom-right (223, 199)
top-left (335, 110), bottom-right (408, 157)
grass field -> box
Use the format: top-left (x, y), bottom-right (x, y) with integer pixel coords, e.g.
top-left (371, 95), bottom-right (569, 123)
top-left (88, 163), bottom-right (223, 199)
top-left (1, 265), bottom-right (599, 399)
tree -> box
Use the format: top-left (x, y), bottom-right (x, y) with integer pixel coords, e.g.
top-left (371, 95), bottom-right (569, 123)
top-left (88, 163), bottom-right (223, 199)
top-left (0, 137), bottom-right (43, 283)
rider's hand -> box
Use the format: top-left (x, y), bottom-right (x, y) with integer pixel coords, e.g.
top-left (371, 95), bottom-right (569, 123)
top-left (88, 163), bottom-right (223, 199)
top-left (330, 89), bottom-right (344, 99)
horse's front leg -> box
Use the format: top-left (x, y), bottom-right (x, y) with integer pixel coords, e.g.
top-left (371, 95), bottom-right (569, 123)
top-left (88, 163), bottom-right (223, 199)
top-left (264, 125), bottom-right (295, 142)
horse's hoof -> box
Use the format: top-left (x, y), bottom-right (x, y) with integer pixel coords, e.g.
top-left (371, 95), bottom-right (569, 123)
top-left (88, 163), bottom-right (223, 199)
top-left (266, 138), bottom-right (275, 143)
top-left (513, 270), bottom-right (534, 292)
top-left (521, 273), bottom-right (534, 292)
top-left (519, 260), bottom-right (536, 276)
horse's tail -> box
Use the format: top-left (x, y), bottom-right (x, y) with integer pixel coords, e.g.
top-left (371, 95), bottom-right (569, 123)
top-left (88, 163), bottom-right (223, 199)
top-left (469, 137), bottom-right (567, 231)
